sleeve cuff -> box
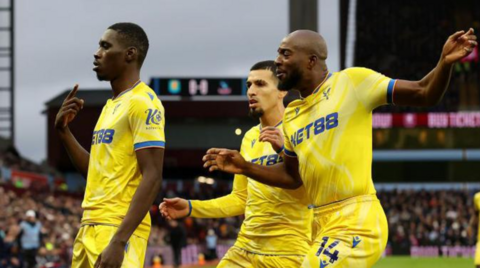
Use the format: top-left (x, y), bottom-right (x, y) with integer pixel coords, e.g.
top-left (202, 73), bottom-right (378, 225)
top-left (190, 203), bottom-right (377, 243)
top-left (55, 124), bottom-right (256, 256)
top-left (134, 141), bottom-right (165, 150)
top-left (187, 200), bottom-right (192, 217)
top-left (275, 145), bottom-right (285, 154)
top-left (387, 79), bottom-right (396, 104)
top-left (284, 148), bottom-right (297, 157)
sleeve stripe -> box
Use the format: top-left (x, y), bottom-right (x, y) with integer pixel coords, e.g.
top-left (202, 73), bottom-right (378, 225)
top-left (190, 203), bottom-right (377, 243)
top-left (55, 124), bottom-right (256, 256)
top-left (187, 200), bottom-right (193, 217)
top-left (134, 146), bottom-right (165, 151)
top-left (387, 79), bottom-right (396, 104)
top-left (134, 141), bottom-right (165, 150)
top-left (284, 148), bottom-right (297, 157)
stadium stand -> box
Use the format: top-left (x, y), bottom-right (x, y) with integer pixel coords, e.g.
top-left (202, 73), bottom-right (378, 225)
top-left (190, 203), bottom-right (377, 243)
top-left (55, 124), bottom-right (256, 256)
top-left (355, 0), bottom-right (480, 112)
top-left (1, 161), bottom-right (479, 266)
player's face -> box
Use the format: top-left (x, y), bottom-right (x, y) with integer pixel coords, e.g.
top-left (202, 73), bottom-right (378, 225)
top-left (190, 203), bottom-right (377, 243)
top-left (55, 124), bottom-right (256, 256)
top-left (246, 70), bottom-right (281, 118)
top-left (275, 38), bottom-right (305, 91)
top-left (93, 29), bottom-right (127, 81)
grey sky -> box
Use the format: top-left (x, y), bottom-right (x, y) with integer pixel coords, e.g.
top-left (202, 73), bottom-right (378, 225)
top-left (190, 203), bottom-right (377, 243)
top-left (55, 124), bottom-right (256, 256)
top-left (13, 0), bottom-right (340, 162)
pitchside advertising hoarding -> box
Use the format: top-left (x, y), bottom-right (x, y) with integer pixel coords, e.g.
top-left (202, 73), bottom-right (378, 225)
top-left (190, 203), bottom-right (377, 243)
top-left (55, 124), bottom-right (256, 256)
top-left (149, 77), bottom-right (480, 128)
top-left (373, 112), bottom-right (480, 128)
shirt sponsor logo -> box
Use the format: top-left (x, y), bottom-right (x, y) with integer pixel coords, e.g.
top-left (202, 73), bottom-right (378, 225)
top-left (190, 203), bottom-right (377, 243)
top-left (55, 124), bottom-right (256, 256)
top-left (145, 109), bottom-right (162, 126)
top-left (290, 112), bottom-right (339, 147)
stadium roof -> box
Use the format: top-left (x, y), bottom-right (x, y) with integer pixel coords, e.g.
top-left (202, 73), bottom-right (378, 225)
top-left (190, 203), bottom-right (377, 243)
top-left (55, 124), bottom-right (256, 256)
top-left (0, 136), bottom-right (11, 152)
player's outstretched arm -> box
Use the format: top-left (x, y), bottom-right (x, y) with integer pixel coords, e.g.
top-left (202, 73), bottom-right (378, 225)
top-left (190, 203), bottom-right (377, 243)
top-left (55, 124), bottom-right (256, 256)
top-left (393, 28), bottom-right (477, 107)
top-left (160, 176), bottom-right (247, 220)
top-left (96, 147), bottom-right (164, 268)
top-left (203, 148), bottom-right (302, 189)
top-left (162, 173), bottom-right (248, 219)
top-left (55, 84), bottom-right (89, 178)
top-left (159, 197), bottom-right (190, 220)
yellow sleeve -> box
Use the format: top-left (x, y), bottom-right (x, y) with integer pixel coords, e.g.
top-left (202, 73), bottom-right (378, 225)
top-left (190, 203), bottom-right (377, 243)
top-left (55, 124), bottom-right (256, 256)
top-left (128, 95), bottom-right (166, 150)
top-left (189, 174), bottom-right (248, 218)
top-left (189, 136), bottom-right (251, 218)
top-left (283, 120), bottom-right (297, 157)
top-left (344, 67), bottom-right (396, 111)
top-left (474, 193), bottom-right (480, 211)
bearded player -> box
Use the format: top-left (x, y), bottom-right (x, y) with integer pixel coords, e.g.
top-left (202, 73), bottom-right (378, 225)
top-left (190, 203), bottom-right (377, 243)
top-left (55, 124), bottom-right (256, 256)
top-left (160, 61), bottom-right (312, 267)
top-left (204, 29), bottom-right (477, 267)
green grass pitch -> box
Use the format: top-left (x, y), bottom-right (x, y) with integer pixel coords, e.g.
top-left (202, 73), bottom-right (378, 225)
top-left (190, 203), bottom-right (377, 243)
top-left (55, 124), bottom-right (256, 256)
top-left (196, 257), bottom-right (473, 268)
top-left (373, 257), bottom-right (474, 268)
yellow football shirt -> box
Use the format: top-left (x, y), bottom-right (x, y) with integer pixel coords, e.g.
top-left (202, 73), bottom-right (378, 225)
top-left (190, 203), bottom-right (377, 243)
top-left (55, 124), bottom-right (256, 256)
top-left (191, 123), bottom-right (313, 255)
top-left (81, 81), bottom-right (166, 240)
top-left (283, 68), bottom-right (395, 207)
top-left (475, 192), bottom-right (480, 241)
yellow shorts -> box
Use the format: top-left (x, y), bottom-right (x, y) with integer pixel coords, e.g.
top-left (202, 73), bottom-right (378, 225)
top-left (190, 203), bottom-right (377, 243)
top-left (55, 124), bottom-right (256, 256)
top-left (71, 224), bottom-right (147, 268)
top-left (217, 246), bottom-right (305, 268)
top-left (302, 195), bottom-right (388, 268)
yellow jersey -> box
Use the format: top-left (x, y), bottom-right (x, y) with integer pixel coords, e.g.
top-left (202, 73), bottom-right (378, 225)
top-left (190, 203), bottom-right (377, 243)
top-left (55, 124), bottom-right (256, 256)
top-left (283, 68), bottom-right (395, 207)
top-left (191, 123), bottom-right (313, 255)
top-left (475, 192), bottom-right (480, 241)
top-left (81, 81), bottom-right (166, 240)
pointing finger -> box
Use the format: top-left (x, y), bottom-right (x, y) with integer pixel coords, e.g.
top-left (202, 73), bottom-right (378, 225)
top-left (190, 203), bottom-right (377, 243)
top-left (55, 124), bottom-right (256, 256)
top-left (66, 84), bottom-right (79, 100)
top-left (63, 98), bottom-right (84, 110)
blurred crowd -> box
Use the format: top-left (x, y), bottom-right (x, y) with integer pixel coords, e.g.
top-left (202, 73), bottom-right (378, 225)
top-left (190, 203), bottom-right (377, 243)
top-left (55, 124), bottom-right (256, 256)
top-left (0, 182), bottom-right (243, 268)
top-left (379, 189), bottom-right (478, 255)
top-left (356, 0), bottom-right (480, 112)
top-left (0, 186), bottom-right (81, 268)
top-left (0, 146), bottom-right (48, 175)
top-left (1, 181), bottom-right (479, 267)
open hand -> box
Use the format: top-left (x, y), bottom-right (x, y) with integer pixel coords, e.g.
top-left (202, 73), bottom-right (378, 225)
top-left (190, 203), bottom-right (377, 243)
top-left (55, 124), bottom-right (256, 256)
top-left (259, 127), bottom-right (284, 153)
top-left (442, 28), bottom-right (477, 64)
top-left (159, 198), bottom-right (190, 220)
top-left (203, 148), bottom-right (246, 174)
top-left (94, 240), bottom-right (125, 268)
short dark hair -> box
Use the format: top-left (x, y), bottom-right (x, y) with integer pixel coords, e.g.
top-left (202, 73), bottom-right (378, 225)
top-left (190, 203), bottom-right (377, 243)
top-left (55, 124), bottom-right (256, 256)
top-left (250, 60), bottom-right (277, 76)
top-left (108, 22), bottom-right (149, 67)
top-left (250, 60), bottom-right (279, 87)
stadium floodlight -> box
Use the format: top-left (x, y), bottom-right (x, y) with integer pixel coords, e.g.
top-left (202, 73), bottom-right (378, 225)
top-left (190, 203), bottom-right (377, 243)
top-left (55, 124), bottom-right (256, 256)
top-left (197, 176), bottom-right (206, 183)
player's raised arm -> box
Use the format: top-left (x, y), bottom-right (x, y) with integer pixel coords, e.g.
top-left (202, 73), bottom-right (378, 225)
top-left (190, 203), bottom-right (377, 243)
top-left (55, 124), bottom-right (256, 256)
top-left (393, 28), bottom-right (477, 106)
top-left (55, 84), bottom-right (89, 178)
top-left (203, 148), bottom-right (302, 189)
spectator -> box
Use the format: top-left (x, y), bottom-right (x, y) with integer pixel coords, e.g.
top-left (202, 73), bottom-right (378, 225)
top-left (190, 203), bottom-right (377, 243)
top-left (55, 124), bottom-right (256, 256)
top-left (2, 177), bottom-right (478, 263)
top-left (18, 210), bottom-right (42, 268)
top-left (205, 229), bottom-right (217, 260)
top-left (164, 220), bottom-right (186, 268)
top-left (378, 188), bottom-right (478, 254)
